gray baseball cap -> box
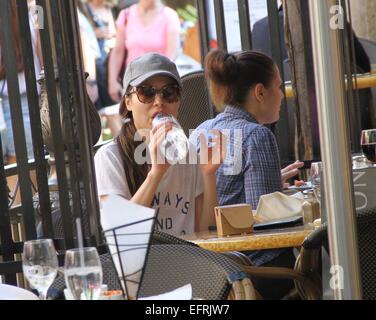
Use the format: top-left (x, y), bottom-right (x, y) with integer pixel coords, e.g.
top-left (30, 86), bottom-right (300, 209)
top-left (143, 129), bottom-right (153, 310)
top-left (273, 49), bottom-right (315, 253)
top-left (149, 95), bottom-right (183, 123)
top-left (122, 53), bottom-right (182, 91)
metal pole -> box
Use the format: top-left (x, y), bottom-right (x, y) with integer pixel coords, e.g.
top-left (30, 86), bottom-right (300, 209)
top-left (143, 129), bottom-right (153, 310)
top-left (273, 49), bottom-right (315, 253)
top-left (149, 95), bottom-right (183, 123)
top-left (237, 0), bottom-right (252, 50)
top-left (308, 0), bottom-right (362, 299)
top-left (196, 0), bottom-right (210, 66)
top-left (213, 0), bottom-right (227, 51)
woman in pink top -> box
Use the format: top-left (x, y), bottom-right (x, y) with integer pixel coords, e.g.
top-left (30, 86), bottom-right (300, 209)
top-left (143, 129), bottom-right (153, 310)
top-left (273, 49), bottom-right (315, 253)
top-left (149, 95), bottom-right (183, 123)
top-left (108, 0), bottom-right (181, 102)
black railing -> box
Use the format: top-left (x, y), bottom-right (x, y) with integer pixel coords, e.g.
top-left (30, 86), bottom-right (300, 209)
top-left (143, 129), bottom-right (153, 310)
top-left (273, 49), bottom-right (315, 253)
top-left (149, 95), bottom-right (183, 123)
top-left (0, 0), bottom-right (102, 284)
top-left (237, 0), bottom-right (252, 51)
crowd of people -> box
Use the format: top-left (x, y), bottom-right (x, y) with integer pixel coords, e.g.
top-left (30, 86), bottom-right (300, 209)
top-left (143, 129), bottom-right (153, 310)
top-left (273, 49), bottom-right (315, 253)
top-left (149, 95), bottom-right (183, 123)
top-left (77, 0), bottom-right (182, 137)
top-left (0, 0), bottom-right (182, 161)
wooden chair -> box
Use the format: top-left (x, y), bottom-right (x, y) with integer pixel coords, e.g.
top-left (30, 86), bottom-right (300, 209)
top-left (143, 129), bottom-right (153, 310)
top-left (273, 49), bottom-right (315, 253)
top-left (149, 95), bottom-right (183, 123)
top-left (294, 207), bottom-right (376, 299)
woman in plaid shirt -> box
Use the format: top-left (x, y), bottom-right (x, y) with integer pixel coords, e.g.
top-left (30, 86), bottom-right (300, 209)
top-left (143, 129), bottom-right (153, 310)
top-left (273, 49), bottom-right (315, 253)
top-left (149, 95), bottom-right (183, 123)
top-left (191, 49), bottom-right (303, 299)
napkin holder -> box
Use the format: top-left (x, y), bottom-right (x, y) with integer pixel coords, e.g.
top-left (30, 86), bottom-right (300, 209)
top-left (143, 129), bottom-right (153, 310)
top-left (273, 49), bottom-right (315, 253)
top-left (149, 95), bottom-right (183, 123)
top-left (101, 195), bottom-right (156, 300)
top-left (214, 204), bottom-right (253, 236)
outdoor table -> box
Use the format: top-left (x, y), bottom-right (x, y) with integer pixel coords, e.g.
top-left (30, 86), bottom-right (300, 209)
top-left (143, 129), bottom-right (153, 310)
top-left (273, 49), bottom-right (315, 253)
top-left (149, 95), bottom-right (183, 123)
top-left (182, 226), bottom-right (313, 252)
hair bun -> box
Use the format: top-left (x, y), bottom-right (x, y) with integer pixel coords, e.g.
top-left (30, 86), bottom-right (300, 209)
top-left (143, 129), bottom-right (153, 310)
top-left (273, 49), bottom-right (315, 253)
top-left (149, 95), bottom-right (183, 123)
top-left (224, 54), bottom-right (238, 81)
top-left (225, 53), bottom-right (236, 62)
top-left (205, 50), bottom-right (238, 86)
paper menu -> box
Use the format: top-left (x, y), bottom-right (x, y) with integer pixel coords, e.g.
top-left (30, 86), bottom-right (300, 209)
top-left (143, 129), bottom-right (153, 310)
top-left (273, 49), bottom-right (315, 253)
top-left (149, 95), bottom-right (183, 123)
top-left (100, 195), bottom-right (156, 300)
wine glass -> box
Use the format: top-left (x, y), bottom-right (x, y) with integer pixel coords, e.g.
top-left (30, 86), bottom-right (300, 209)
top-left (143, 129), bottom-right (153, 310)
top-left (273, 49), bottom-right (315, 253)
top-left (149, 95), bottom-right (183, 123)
top-left (22, 239), bottom-right (58, 300)
top-left (310, 161), bottom-right (322, 204)
top-left (360, 129), bottom-right (376, 164)
top-left (64, 247), bottom-right (103, 300)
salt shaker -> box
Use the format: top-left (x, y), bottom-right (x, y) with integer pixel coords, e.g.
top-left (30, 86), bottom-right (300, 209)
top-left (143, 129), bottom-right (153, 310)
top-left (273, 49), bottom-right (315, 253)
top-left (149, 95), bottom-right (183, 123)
top-left (302, 193), bottom-right (314, 227)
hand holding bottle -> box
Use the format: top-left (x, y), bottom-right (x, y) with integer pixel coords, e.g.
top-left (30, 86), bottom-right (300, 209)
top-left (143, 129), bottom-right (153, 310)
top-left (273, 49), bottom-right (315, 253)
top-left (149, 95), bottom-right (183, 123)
top-left (148, 122), bottom-right (173, 180)
top-left (152, 113), bottom-right (190, 164)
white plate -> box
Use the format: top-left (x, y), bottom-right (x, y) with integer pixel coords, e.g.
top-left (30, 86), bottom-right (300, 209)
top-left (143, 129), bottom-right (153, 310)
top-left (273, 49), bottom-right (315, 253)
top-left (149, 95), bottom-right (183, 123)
top-left (0, 284), bottom-right (39, 300)
top-left (287, 181), bottom-right (313, 190)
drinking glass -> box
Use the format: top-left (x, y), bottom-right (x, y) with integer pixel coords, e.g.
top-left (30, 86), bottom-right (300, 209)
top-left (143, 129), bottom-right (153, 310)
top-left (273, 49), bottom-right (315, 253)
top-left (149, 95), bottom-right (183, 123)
top-left (22, 239), bottom-right (58, 300)
top-left (310, 161), bottom-right (322, 204)
top-left (64, 247), bottom-right (103, 300)
top-left (360, 129), bottom-right (376, 164)
top-left (352, 154), bottom-right (369, 169)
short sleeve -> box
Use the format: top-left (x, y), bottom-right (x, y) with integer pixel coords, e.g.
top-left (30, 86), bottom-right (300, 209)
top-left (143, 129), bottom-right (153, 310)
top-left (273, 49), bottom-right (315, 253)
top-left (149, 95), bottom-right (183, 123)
top-left (243, 126), bottom-right (282, 209)
top-left (94, 144), bottom-right (132, 199)
top-left (165, 7), bottom-right (181, 35)
top-left (116, 9), bottom-right (127, 30)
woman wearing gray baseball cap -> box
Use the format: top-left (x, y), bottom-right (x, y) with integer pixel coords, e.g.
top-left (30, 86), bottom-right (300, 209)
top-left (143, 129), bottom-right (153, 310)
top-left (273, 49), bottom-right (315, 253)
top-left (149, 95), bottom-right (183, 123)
top-left (95, 53), bottom-right (225, 236)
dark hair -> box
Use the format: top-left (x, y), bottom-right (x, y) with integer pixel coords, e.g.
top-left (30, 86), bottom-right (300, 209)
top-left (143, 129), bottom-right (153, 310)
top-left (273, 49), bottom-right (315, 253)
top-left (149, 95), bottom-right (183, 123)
top-left (117, 89), bottom-right (149, 196)
top-left (204, 49), bottom-right (276, 110)
top-left (0, 1), bottom-right (24, 80)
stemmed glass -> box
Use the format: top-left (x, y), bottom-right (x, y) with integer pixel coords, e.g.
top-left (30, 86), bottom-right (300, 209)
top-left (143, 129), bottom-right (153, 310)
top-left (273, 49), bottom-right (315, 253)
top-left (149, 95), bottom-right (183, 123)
top-left (360, 129), bottom-right (376, 164)
top-left (310, 161), bottom-right (322, 204)
top-left (64, 247), bottom-right (103, 300)
top-left (22, 239), bottom-right (58, 300)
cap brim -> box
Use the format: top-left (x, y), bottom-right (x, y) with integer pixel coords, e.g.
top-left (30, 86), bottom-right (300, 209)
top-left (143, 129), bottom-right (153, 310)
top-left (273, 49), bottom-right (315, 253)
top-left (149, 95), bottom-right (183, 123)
top-left (129, 70), bottom-right (181, 87)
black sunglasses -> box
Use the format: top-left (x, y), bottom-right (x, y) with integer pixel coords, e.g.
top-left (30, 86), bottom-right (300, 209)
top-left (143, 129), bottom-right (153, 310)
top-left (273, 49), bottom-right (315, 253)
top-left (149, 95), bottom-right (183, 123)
top-left (128, 85), bottom-right (181, 104)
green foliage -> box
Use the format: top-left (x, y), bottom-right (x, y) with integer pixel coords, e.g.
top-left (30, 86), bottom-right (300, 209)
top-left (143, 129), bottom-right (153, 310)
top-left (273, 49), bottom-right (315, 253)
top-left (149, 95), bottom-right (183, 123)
top-left (185, 4), bottom-right (197, 17)
top-left (177, 4), bottom-right (197, 23)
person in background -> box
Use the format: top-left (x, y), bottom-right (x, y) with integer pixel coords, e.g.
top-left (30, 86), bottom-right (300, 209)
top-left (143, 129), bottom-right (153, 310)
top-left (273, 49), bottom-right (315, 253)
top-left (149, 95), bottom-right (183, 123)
top-left (0, 0), bottom-right (42, 163)
top-left (108, 0), bottom-right (181, 103)
top-left (77, 0), bottom-right (101, 106)
top-left (95, 53), bottom-right (225, 236)
top-left (191, 49), bottom-right (303, 299)
top-left (0, 0), bottom-right (43, 205)
top-left (85, 0), bottom-right (116, 109)
top-left (86, 0), bottom-right (116, 60)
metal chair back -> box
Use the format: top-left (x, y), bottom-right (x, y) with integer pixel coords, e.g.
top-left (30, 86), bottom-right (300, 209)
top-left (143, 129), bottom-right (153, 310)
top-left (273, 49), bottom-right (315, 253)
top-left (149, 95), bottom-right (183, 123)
top-left (177, 70), bottom-right (215, 136)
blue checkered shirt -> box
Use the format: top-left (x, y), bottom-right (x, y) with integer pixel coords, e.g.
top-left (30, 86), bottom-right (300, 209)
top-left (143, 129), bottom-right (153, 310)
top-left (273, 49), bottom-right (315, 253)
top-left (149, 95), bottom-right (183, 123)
top-left (190, 106), bottom-right (286, 266)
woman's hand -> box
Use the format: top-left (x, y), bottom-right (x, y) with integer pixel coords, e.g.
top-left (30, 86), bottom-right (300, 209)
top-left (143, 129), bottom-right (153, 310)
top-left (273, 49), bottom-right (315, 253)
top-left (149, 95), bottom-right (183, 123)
top-left (108, 80), bottom-right (123, 102)
top-left (281, 160), bottom-right (304, 188)
top-left (148, 123), bottom-right (173, 180)
top-left (86, 82), bottom-right (99, 104)
top-left (129, 123), bottom-right (173, 207)
top-left (198, 130), bottom-right (227, 176)
top-left (95, 26), bottom-right (111, 39)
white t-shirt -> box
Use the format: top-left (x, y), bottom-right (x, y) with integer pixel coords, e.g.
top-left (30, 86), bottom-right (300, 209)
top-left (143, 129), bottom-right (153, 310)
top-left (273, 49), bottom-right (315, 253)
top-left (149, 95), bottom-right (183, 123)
top-left (77, 10), bottom-right (101, 60)
top-left (94, 141), bottom-right (204, 236)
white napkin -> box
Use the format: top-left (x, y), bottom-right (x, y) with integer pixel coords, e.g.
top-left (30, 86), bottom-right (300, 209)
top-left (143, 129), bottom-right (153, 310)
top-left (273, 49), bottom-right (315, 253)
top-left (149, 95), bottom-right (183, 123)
top-left (139, 284), bottom-right (192, 300)
top-left (101, 195), bottom-right (156, 300)
top-left (0, 284), bottom-right (39, 300)
top-left (254, 191), bottom-right (303, 222)
top-left (290, 191), bottom-right (304, 200)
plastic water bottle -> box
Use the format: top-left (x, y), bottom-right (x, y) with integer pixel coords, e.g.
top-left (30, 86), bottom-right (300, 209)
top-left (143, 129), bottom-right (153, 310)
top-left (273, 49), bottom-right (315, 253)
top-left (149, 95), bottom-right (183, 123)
top-left (152, 113), bottom-right (189, 163)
